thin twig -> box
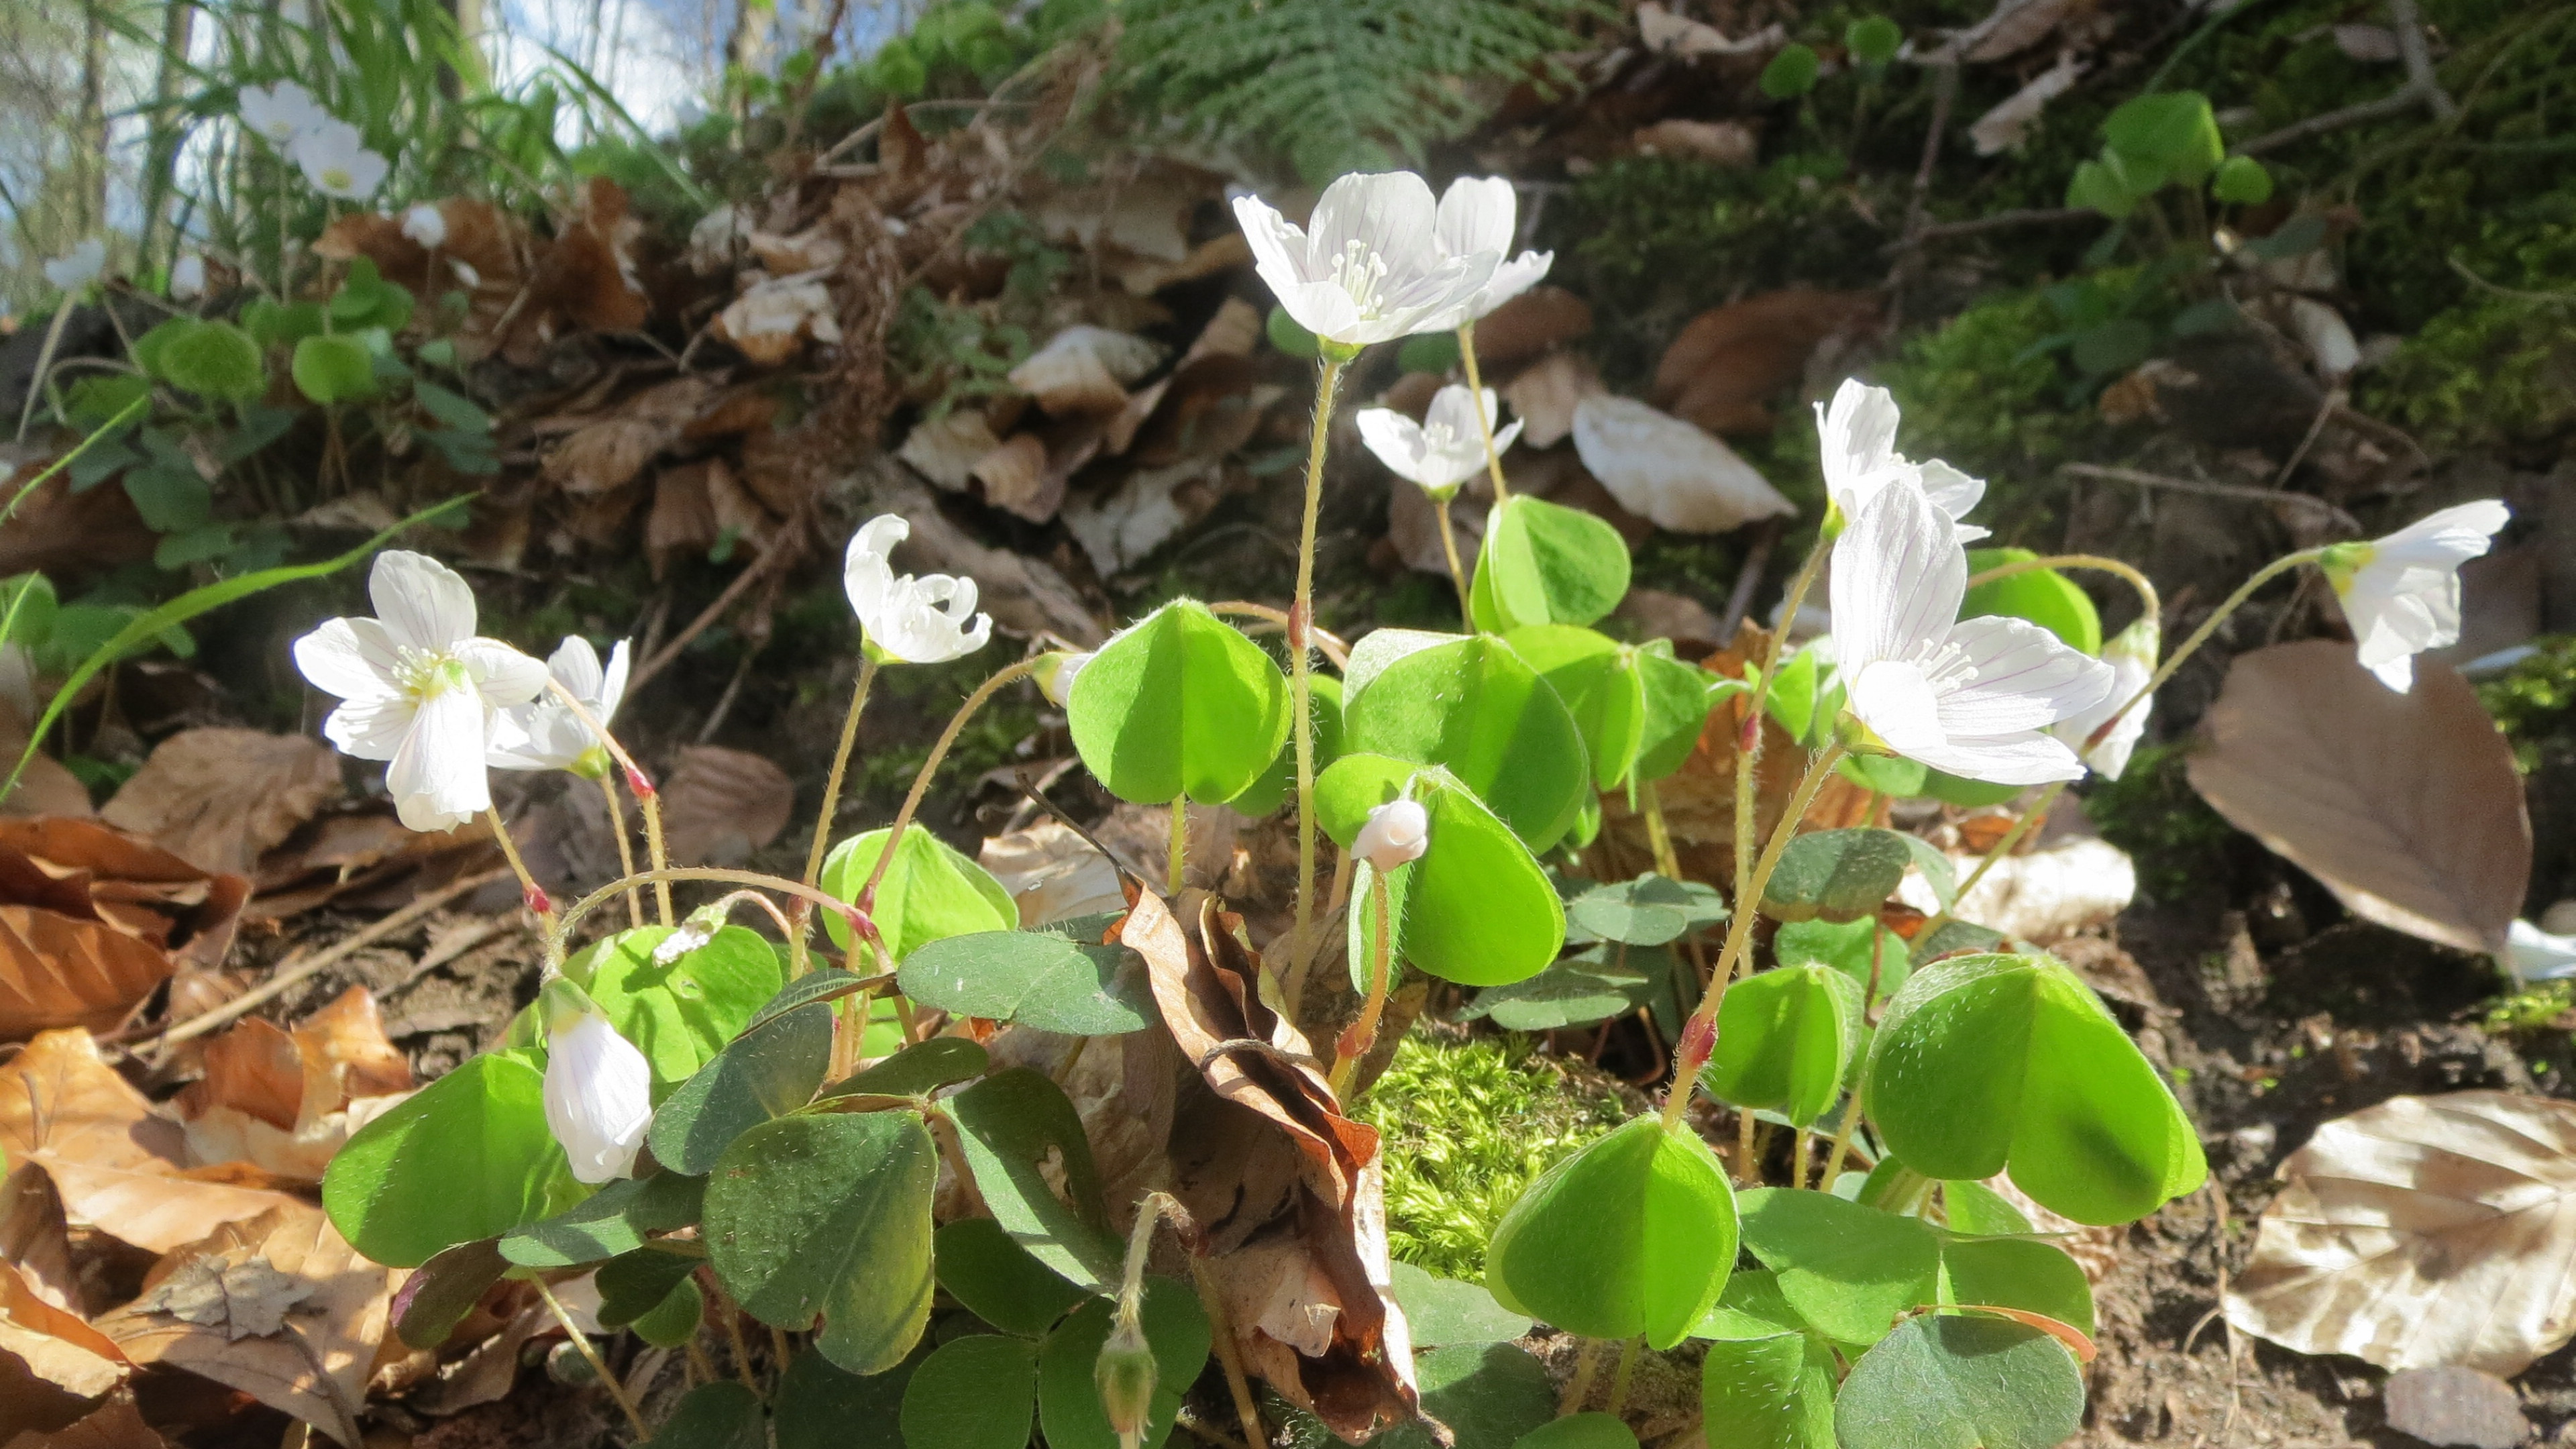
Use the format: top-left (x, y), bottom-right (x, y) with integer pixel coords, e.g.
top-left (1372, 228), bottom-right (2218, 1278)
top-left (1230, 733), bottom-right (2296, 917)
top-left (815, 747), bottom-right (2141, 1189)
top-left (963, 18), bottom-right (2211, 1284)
top-left (2057, 462), bottom-right (2360, 535)
top-left (148, 868), bottom-right (512, 1050)
top-left (1882, 207), bottom-right (2090, 252)
top-left (628, 537), bottom-right (794, 694)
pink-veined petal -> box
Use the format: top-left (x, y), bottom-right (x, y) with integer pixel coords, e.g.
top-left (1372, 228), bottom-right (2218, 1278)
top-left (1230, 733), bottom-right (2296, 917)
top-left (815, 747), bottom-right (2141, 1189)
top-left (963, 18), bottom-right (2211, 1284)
top-left (385, 686), bottom-right (490, 831)
top-left (1936, 615), bottom-right (2114, 735)
top-left (1906, 729), bottom-right (2090, 786)
top-left (370, 550), bottom-right (478, 650)
top-left (1829, 479), bottom-right (1964, 672)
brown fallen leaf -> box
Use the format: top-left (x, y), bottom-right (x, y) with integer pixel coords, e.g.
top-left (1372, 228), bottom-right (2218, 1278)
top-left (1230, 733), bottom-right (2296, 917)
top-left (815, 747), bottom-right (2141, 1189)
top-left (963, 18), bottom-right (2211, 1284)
top-left (1468, 286), bottom-right (1593, 370)
top-left (1500, 352), bottom-right (1605, 450)
top-left (99, 731), bottom-right (340, 877)
top-left (174, 990), bottom-right (410, 1183)
top-left (1, 1163), bottom-right (80, 1312)
top-left (1119, 888), bottom-right (1417, 1442)
top-left (1632, 119), bottom-right (1759, 167)
top-left (0, 1391), bottom-right (171, 1449)
top-left (0, 1030), bottom-right (304, 1254)
top-left (971, 434), bottom-right (1057, 522)
top-left (0, 1258), bottom-right (127, 1401)
top-left (1008, 327), bottom-right (1163, 417)
top-left (1650, 288), bottom-right (1881, 436)
top-left (658, 747), bottom-right (796, 867)
top-left (979, 818), bottom-right (1126, 927)
top-left (867, 472), bottom-right (1104, 645)
top-left (2186, 642), bottom-right (2528, 955)
top-left (899, 410), bottom-right (1007, 492)
top-left (2226, 1091), bottom-right (2576, 1375)
top-left (715, 271), bottom-right (843, 366)
top-left (1571, 395), bottom-right (1796, 533)
top-left (0, 467), bottom-right (155, 584)
top-left (0, 819), bottom-right (248, 1040)
top-left (97, 1204), bottom-right (398, 1448)
top-left (247, 809), bottom-right (494, 920)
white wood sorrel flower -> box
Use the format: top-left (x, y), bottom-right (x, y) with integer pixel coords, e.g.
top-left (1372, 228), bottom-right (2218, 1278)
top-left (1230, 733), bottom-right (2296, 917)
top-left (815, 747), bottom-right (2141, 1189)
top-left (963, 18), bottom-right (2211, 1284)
top-left (844, 515), bottom-right (994, 664)
top-left (1816, 379), bottom-right (1987, 541)
top-left (43, 239), bottom-right (105, 294)
top-left (488, 637), bottom-right (631, 776)
top-left (2318, 499), bottom-right (2510, 692)
top-left (292, 550), bottom-right (547, 831)
top-left (1427, 176), bottom-right (1554, 329)
top-left (1232, 172), bottom-right (1498, 350)
top-left (1354, 798), bottom-right (1429, 872)
top-left (1356, 385), bottom-right (1519, 500)
top-left (543, 994), bottom-right (653, 1183)
top-left (238, 80), bottom-right (324, 144)
top-left (291, 117), bottom-right (389, 199)
top-left (1830, 482), bottom-right (2114, 785)
top-left (2049, 614), bottom-right (2157, 781)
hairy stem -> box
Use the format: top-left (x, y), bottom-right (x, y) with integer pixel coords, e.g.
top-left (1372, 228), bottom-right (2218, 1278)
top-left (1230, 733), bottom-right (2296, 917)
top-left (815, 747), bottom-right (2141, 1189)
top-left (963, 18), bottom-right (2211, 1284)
top-left (1168, 794), bottom-right (1187, 897)
top-left (1288, 356), bottom-right (1346, 988)
top-left (596, 773), bottom-right (642, 929)
top-left (802, 657), bottom-right (880, 890)
top-left (1456, 323), bottom-right (1509, 502)
top-left (547, 865), bottom-right (873, 969)
top-left (1325, 866), bottom-right (1393, 1097)
top-left (2106, 547), bottom-right (2320, 747)
top-left (1434, 494), bottom-right (1471, 619)
top-left (859, 657), bottom-right (1040, 919)
top-left (542, 679), bottom-right (670, 924)
top-left (484, 810), bottom-right (553, 926)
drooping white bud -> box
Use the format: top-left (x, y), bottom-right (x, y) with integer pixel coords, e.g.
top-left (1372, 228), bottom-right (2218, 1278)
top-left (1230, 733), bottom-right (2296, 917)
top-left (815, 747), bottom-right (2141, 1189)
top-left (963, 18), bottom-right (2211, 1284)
top-left (543, 1007), bottom-right (654, 1183)
top-left (1353, 799), bottom-right (1430, 873)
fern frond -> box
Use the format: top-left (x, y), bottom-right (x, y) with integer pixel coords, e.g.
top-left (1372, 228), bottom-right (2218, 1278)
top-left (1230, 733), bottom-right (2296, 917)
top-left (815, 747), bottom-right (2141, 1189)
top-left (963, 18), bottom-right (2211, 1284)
top-left (1118, 0), bottom-right (1601, 180)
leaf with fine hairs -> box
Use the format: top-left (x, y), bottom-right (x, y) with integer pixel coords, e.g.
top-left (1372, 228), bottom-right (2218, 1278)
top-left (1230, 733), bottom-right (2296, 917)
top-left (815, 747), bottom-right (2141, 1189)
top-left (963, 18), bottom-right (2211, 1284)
top-left (2186, 642), bottom-right (2528, 954)
top-left (2226, 1091), bottom-right (2576, 1375)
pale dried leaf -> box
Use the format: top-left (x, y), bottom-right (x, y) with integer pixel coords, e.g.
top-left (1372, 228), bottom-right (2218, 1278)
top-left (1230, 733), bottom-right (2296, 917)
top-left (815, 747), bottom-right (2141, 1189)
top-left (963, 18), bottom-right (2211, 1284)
top-left (0, 1258), bottom-right (127, 1395)
top-left (1063, 460), bottom-right (1222, 576)
top-left (0, 1030), bottom-right (303, 1253)
top-left (2187, 643), bottom-right (2528, 954)
top-left (0, 1165), bottom-right (79, 1312)
top-left (1633, 119), bottom-right (1758, 167)
top-left (979, 818), bottom-right (1125, 926)
top-left (747, 226), bottom-right (844, 273)
top-left (100, 731), bottom-right (340, 877)
top-left (99, 1204), bottom-right (395, 1446)
top-left (543, 418), bottom-right (670, 496)
top-left (971, 434), bottom-right (1055, 521)
top-left (871, 472), bottom-right (1104, 645)
top-left (659, 747), bottom-right (795, 868)
top-left (1572, 395), bottom-right (1795, 533)
top-left (716, 271), bottom-right (841, 366)
top-left (899, 411), bottom-right (1006, 492)
top-left (1893, 837), bottom-right (2135, 945)
top-left (2287, 297), bottom-right (2361, 378)
top-left (1179, 297), bottom-right (1263, 368)
top-left (0, 1391), bottom-right (172, 1449)
top-left (2226, 1091), bottom-right (2576, 1375)
top-left (1969, 50), bottom-right (2088, 155)
top-left (647, 460), bottom-right (723, 579)
top-left (1957, 0), bottom-right (2078, 62)
top-left (1008, 327), bottom-right (1163, 417)
top-left (1637, 1), bottom-right (1780, 55)
top-left (1501, 352), bottom-right (1605, 449)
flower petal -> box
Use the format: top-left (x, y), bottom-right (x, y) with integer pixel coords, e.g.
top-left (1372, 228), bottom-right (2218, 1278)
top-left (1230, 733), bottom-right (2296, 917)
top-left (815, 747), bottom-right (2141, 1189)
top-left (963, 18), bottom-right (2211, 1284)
top-left (1230, 195), bottom-right (1313, 289)
top-left (1935, 614), bottom-right (2114, 735)
top-left (598, 639), bottom-right (632, 720)
top-left (845, 515), bottom-right (908, 623)
top-left (459, 639), bottom-right (549, 704)
top-left (293, 616), bottom-right (402, 700)
top-left (370, 550), bottom-right (478, 650)
top-left (1434, 176), bottom-right (1517, 262)
top-left (1904, 729), bottom-right (2090, 786)
top-left (385, 686), bottom-right (490, 831)
top-left (1817, 380), bottom-right (1901, 503)
top-left (547, 637), bottom-right (606, 702)
top-left (1829, 478), bottom-right (1964, 672)
top-left (323, 696), bottom-right (412, 761)
top-left (1848, 659), bottom-right (1947, 755)
top-left (1356, 408), bottom-right (1430, 484)
top-left (1309, 172), bottom-right (1441, 280)
top-left (2373, 499), bottom-right (2509, 569)
top-left (545, 1014), bottom-right (653, 1183)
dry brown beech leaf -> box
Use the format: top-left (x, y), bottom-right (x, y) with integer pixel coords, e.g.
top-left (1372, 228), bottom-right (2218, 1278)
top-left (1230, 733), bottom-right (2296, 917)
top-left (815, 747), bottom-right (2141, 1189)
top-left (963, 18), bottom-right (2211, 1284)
top-left (0, 1163), bottom-right (81, 1312)
top-left (899, 410), bottom-right (1006, 492)
top-left (2186, 642), bottom-right (2528, 955)
top-left (1007, 326), bottom-right (1163, 417)
top-left (97, 1204), bottom-right (397, 1448)
top-left (99, 731), bottom-right (340, 877)
top-left (173, 991), bottom-right (411, 1185)
top-left (0, 1030), bottom-right (303, 1254)
top-left (658, 746), bottom-right (796, 868)
top-left (1649, 287), bottom-right (1880, 437)
top-left (0, 1257), bottom-right (129, 1406)
top-left (1469, 286), bottom-right (1594, 370)
top-left (2225, 1091), bottom-right (2576, 1375)
top-left (979, 818), bottom-right (1126, 927)
top-left (1571, 395), bottom-right (1796, 533)
top-left (0, 1389), bottom-right (172, 1449)
top-left (1118, 888), bottom-right (1418, 1442)
top-left (1500, 352), bottom-right (1604, 450)
top-left (0, 819), bottom-right (248, 1040)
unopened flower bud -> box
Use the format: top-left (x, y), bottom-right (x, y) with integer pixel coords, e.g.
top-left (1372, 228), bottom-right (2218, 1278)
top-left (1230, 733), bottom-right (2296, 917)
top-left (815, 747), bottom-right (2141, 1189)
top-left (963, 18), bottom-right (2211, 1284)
top-left (625, 764), bottom-right (657, 799)
top-left (1094, 1311), bottom-right (1158, 1443)
top-left (1033, 650), bottom-right (1093, 708)
top-left (1352, 799), bottom-right (1428, 873)
top-left (523, 882), bottom-right (553, 917)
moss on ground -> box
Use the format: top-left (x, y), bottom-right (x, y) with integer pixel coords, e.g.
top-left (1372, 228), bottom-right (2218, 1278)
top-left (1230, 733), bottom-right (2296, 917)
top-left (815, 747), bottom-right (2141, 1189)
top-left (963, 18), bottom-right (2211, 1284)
top-left (1880, 288), bottom-right (2090, 545)
top-left (2479, 637), bottom-right (2576, 774)
top-left (1354, 1034), bottom-right (1629, 1280)
top-left (2082, 742), bottom-right (2238, 904)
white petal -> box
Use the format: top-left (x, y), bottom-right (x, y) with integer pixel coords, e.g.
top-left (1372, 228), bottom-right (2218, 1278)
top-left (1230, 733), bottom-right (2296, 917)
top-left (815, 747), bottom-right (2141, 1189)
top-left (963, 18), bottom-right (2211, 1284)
top-left (845, 515), bottom-right (908, 624)
top-left (1230, 195), bottom-right (1314, 289)
top-left (1828, 478), bottom-right (1964, 672)
top-left (2345, 566), bottom-right (2456, 686)
top-left (1488, 418), bottom-right (1525, 458)
top-left (2372, 499), bottom-right (2509, 569)
top-left (1848, 659), bottom-right (1947, 755)
top-left (1817, 380), bottom-right (1901, 504)
top-left (459, 639), bottom-right (549, 704)
top-left (547, 636), bottom-right (606, 702)
top-left (1309, 172), bottom-right (1442, 281)
top-left (597, 639), bottom-right (632, 720)
top-left (370, 550), bottom-right (478, 650)
top-left (1356, 408), bottom-right (1432, 486)
top-left (293, 616), bottom-right (402, 700)
top-left (1935, 615), bottom-right (2115, 735)
top-left (1470, 250), bottom-right (1554, 317)
top-left (1354, 798), bottom-right (1431, 871)
top-left (544, 1014), bottom-right (653, 1183)
top-left (1904, 729), bottom-right (2090, 786)
top-left (323, 696), bottom-right (413, 762)
top-left (1915, 458), bottom-right (1987, 525)
top-left (386, 686), bottom-right (490, 831)
top-left (1273, 279), bottom-right (1364, 343)
top-left (1435, 176), bottom-right (1517, 261)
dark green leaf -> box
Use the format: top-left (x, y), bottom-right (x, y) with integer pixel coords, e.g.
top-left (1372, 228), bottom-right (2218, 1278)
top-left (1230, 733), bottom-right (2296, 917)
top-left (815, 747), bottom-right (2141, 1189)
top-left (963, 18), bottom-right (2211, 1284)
top-left (936, 1218), bottom-right (1089, 1336)
top-left (500, 1170), bottom-right (706, 1267)
top-left (1567, 873), bottom-right (1726, 947)
top-left (745, 967), bottom-right (874, 1034)
top-left (1759, 42), bottom-right (1821, 97)
top-left (413, 379), bottom-right (493, 431)
top-left (631, 1274), bottom-right (706, 1348)
top-left (1390, 1260), bottom-right (1534, 1348)
top-left (776, 1345), bottom-right (919, 1449)
top-left (900, 930), bottom-right (1155, 1035)
top-left (597, 1246), bottom-right (703, 1327)
top-left (944, 1069), bottom-right (1120, 1290)
top-left (647, 1004), bottom-right (834, 1175)
top-left (1762, 828), bottom-right (1913, 923)
top-left (645, 1382), bottom-right (765, 1449)
top-left (1377, 1343), bottom-right (1556, 1449)
top-left (123, 467), bottom-right (212, 533)
top-left (829, 1036), bottom-right (991, 1098)
top-left (1513, 1413), bottom-right (1638, 1449)
top-left (1773, 918), bottom-right (1911, 1002)
top-left (1460, 944), bottom-right (1657, 1032)
top-left (704, 1112), bottom-right (938, 1375)
top-left (1035, 1281), bottom-right (1211, 1449)
top-left (901, 1335), bottom-right (1037, 1449)
top-left (392, 1238), bottom-right (507, 1349)
top-left (1833, 1316), bottom-right (2084, 1449)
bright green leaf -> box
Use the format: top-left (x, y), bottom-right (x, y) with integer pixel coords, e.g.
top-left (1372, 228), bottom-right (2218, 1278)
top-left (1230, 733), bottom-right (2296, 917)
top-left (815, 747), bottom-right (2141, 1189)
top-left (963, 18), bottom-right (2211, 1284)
top-left (1705, 965), bottom-right (1864, 1127)
top-left (820, 825), bottom-right (1018, 958)
top-left (2212, 154), bottom-right (2273, 205)
top-left (1470, 495), bottom-right (1631, 635)
top-left (1341, 635), bottom-right (1589, 851)
top-left (2102, 90), bottom-right (2224, 186)
top-left (1067, 599), bottom-right (1293, 806)
top-left (1737, 1187), bottom-right (1940, 1346)
top-left (322, 1051), bottom-right (576, 1268)
top-left (1390, 1260), bottom-right (1534, 1348)
top-left (1833, 1315), bottom-right (2084, 1449)
top-left (1313, 756), bottom-right (1566, 987)
top-left (156, 321), bottom-right (266, 402)
top-left (292, 333), bottom-right (378, 403)
top-left (1962, 549), bottom-right (2100, 655)
top-left (1487, 1116), bottom-right (1736, 1348)
top-left (1940, 1236), bottom-right (2093, 1336)
top-left (1774, 917), bottom-right (1911, 1003)
top-left (1701, 1329), bottom-right (1836, 1449)
top-left (1507, 625), bottom-right (1643, 792)
top-left (568, 925), bottom-right (784, 1095)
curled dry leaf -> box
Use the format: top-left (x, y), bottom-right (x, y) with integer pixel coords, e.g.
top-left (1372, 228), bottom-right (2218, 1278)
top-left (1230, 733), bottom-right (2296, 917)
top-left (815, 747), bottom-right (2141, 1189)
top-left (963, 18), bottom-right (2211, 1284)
top-left (97, 1204), bottom-right (398, 1448)
top-left (981, 818), bottom-right (1126, 926)
top-left (0, 1030), bottom-right (304, 1254)
top-left (748, 226), bottom-right (845, 274)
top-left (1008, 327), bottom-right (1164, 417)
top-left (657, 747), bottom-right (796, 867)
top-left (1969, 50), bottom-right (2088, 156)
top-left (99, 731), bottom-right (341, 877)
top-left (1118, 888), bottom-right (1419, 1442)
top-left (248, 810), bottom-right (492, 920)
top-left (969, 433), bottom-right (1056, 523)
top-left (1, 1162), bottom-right (81, 1311)
top-left (898, 410), bottom-right (1006, 492)
top-left (716, 271), bottom-right (843, 366)
top-left (175, 987), bottom-right (412, 1183)
top-left (0, 818), bottom-right (248, 1041)
top-left (1893, 836), bottom-right (2135, 945)
top-left (2186, 643), bottom-right (2528, 955)
top-left (2226, 1091), bottom-right (2576, 1376)
top-left (1650, 287), bottom-right (1881, 436)
top-left (0, 1255), bottom-right (129, 1413)
top-left (1572, 395), bottom-right (1796, 533)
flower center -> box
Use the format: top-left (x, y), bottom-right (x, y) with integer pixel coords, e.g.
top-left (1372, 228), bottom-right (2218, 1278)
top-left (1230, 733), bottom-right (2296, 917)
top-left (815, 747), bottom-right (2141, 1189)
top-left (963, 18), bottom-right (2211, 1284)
top-left (322, 166), bottom-right (352, 189)
top-left (394, 649), bottom-right (472, 702)
top-left (1327, 239), bottom-right (1391, 319)
top-left (1916, 639), bottom-right (1978, 695)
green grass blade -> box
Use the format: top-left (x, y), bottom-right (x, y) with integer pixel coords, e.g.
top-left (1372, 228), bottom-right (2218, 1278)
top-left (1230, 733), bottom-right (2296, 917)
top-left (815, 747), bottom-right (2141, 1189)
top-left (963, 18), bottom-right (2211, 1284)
top-left (537, 42), bottom-right (716, 211)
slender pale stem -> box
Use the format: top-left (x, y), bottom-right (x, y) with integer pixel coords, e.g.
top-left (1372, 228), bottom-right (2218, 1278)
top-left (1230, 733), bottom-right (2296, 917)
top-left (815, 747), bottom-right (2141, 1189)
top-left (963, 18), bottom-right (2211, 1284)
top-left (1190, 1257), bottom-right (1267, 1448)
top-left (858, 658), bottom-right (1040, 914)
top-left (1604, 1334), bottom-right (1645, 1418)
top-left (1792, 1127), bottom-right (1813, 1187)
top-left (596, 773), bottom-right (642, 929)
top-left (1736, 1109), bottom-right (1760, 1186)
top-left (1434, 495), bottom-right (1472, 619)
top-left (546, 865), bottom-right (875, 969)
top-left (1820, 1108), bottom-right (1863, 1187)
top-left (1168, 795), bottom-right (1187, 896)
top-left (802, 657), bottom-right (880, 889)
top-left (484, 810), bottom-right (553, 927)
top-left (534, 1278), bottom-right (649, 1438)
top-left (1288, 356), bottom-right (1346, 986)
top-left (1456, 323), bottom-right (1509, 502)
top-left (542, 680), bottom-right (670, 925)
top-left (1561, 1338), bottom-right (1603, 1416)
top-left (1640, 775), bottom-right (1682, 881)
top-left (2100, 547), bottom-right (2321, 751)
top-left (1662, 745), bottom-right (1848, 1132)
top-left (1325, 867), bottom-right (1393, 1097)
top-left (1731, 536), bottom-right (1830, 934)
